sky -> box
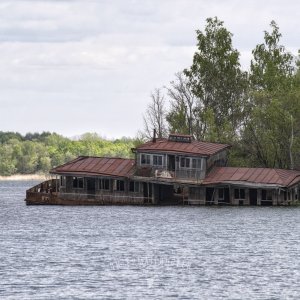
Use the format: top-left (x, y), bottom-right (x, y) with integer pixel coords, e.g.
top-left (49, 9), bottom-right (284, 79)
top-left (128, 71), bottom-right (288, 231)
top-left (0, 0), bottom-right (299, 139)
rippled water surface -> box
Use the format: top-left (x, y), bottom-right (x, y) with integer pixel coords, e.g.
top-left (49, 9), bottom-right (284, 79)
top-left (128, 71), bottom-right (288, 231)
top-left (1, 181), bottom-right (300, 299)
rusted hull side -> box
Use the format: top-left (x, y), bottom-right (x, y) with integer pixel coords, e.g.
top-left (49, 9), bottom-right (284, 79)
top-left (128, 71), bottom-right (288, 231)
top-left (25, 196), bottom-right (146, 206)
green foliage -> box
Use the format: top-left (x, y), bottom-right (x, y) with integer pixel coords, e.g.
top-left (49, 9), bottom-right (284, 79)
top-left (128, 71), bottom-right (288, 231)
top-left (242, 21), bottom-right (300, 168)
top-left (0, 132), bottom-right (137, 176)
top-left (183, 17), bottom-right (248, 140)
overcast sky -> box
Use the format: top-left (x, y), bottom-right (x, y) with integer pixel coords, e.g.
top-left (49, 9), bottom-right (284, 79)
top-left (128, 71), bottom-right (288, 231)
top-left (0, 0), bottom-right (299, 138)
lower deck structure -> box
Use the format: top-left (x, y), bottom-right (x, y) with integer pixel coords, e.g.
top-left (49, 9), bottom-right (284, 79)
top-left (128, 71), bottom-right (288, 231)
top-left (25, 161), bottom-right (300, 206)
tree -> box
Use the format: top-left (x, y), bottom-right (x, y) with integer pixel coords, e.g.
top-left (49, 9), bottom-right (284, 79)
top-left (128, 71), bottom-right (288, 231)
top-left (141, 88), bottom-right (168, 139)
top-left (166, 73), bottom-right (198, 136)
top-left (250, 21), bottom-right (295, 94)
top-left (242, 21), bottom-right (300, 168)
top-left (184, 17), bottom-right (248, 140)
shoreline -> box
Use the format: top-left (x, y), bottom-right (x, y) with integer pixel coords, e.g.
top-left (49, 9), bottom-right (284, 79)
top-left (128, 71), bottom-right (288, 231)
top-left (0, 174), bottom-right (49, 181)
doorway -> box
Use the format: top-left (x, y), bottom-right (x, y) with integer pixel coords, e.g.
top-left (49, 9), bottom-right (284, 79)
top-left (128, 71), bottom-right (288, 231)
top-left (168, 155), bottom-right (175, 171)
top-left (86, 178), bottom-right (96, 197)
top-left (249, 189), bottom-right (257, 205)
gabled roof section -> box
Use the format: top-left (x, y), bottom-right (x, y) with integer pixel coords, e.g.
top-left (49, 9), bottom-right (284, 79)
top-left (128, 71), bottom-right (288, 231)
top-left (135, 137), bottom-right (230, 157)
top-left (50, 156), bottom-right (135, 178)
top-left (203, 167), bottom-right (300, 187)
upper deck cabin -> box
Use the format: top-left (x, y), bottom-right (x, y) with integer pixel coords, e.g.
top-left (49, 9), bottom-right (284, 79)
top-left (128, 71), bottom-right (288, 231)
top-left (133, 134), bottom-right (230, 183)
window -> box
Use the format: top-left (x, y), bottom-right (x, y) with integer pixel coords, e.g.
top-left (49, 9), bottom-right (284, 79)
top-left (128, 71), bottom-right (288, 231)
top-left (262, 189), bottom-right (272, 200)
top-left (99, 178), bottom-right (110, 190)
top-left (72, 177), bottom-right (84, 189)
top-left (218, 188), bottom-right (224, 200)
top-left (114, 180), bottom-right (124, 191)
top-left (141, 154), bottom-right (151, 165)
top-left (180, 157), bottom-right (190, 168)
top-left (234, 188), bottom-right (245, 199)
top-left (153, 155), bottom-right (163, 166)
top-left (129, 181), bottom-right (140, 193)
top-left (192, 158), bottom-right (202, 169)
top-left (60, 176), bottom-right (66, 187)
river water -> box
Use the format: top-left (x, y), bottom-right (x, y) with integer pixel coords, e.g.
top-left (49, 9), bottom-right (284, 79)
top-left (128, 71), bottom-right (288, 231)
top-left (1, 181), bottom-right (300, 299)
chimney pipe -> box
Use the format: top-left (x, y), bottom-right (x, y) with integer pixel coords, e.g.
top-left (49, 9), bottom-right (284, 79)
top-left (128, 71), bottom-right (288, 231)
top-left (152, 129), bottom-right (157, 143)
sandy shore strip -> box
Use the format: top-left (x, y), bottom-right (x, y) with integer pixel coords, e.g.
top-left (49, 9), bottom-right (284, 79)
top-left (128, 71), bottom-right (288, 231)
top-left (0, 174), bottom-right (51, 181)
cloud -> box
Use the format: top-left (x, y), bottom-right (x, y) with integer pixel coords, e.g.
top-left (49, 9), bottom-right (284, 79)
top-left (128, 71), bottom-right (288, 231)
top-left (0, 0), bottom-right (299, 137)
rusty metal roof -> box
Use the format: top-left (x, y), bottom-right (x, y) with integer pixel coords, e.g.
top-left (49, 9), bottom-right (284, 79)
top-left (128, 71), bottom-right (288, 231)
top-left (135, 138), bottom-right (230, 156)
top-left (50, 156), bottom-right (135, 178)
top-left (203, 167), bottom-right (300, 187)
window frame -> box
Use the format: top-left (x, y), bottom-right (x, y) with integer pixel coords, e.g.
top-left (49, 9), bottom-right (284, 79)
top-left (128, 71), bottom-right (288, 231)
top-left (218, 188), bottom-right (224, 200)
top-left (153, 155), bottom-right (163, 167)
top-left (60, 176), bottom-right (66, 187)
top-left (115, 179), bottom-right (125, 192)
top-left (129, 181), bottom-right (140, 193)
top-left (141, 153), bottom-right (151, 165)
top-left (180, 157), bottom-right (190, 168)
top-left (99, 178), bottom-right (110, 190)
top-left (234, 188), bottom-right (245, 200)
top-left (192, 158), bottom-right (202, 169)
top-left (72, 176), bottom-right (84, 189)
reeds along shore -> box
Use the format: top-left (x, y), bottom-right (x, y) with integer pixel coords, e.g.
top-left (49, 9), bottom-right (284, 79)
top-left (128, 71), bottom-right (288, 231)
top-left (0, 174), bottom-right (49, 181)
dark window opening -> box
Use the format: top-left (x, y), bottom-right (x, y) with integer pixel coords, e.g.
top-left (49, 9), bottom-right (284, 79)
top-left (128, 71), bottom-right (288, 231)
top-left (129, 181), bottom-right (140, 193)
top-left (60, 176), bottom-right (65, 187)
top-left (141, 154), bottom-right (151, 165)
top-left (262, 189), bottom-right (272, 200)
top-left (129, 181), bottom-right (134, 192)
top-left (180, 157), bottom-right (190, 168)
top-left (99, 178), bottom-right (110, 190)
top-left (153, 155), bottom-right (163, 166)
top-left (72, 177), bottom-right (83, 189)
top-left (116, 180), bottom-right (125, 191)
top-left (218, 188), bottom-right (224, 200)
top-left (192, 158), bottom-right (202, 169)
top-left (234, 188), bottom-right (245, 199)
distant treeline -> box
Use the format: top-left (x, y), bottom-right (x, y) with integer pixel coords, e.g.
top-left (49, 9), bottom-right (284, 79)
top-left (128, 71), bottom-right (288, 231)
top-left (0, 131), bottom-right (138, 176)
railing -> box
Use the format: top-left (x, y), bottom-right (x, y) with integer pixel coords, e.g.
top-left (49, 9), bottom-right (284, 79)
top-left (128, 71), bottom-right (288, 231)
top-left (135, 166), bottom-right (205, 182)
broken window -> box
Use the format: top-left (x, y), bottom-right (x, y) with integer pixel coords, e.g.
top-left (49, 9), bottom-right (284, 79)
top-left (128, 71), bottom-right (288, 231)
top-left (60, 176), bottom-right (66, 187)
top-left (192, 158), bottom-right (202, 169)
top-left (141, 154), bottom-right (151, 165)
top-left (262, 189), bottom-right (272, 200)
top-left (180, 157), bottom-right (190, 168)
top-left (153, 155), bottom-right (163, 166)
top-left (218, 188), bottom-right (224, 200)
top-left (72, 177), bottom-right (84, 189)
top-left (234, 188), bottom-right (245, 199)
top-left (129, 181), bottom-right (140, 193)
top-left (114, 180), bottom-right (124, 191)
top-left (99, 178), bottom-right (110, 190)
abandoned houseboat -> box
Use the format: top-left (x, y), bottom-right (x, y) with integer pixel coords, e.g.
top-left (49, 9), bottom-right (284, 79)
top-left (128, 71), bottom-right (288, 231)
top-left (25, 133), bottom-right (300, 206)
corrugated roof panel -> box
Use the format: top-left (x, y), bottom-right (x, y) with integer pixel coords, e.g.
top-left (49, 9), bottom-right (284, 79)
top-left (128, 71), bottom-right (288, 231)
top-left (51, 156), bottom-right (135, 178)
top-left (135, 138), bottom-right (230, 156)
top-left (203, 167), bottom-right (300, 187)
top-left (255, 169), bottom-right (273, 183)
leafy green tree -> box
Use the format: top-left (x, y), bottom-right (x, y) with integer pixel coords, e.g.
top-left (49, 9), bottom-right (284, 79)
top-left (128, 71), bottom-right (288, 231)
top-left (242, 21), bottom-right (300, 168)
top-left (184, 17), bottom-right (248, 140)
top-left (250, 21), bottom-right (295, 94)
